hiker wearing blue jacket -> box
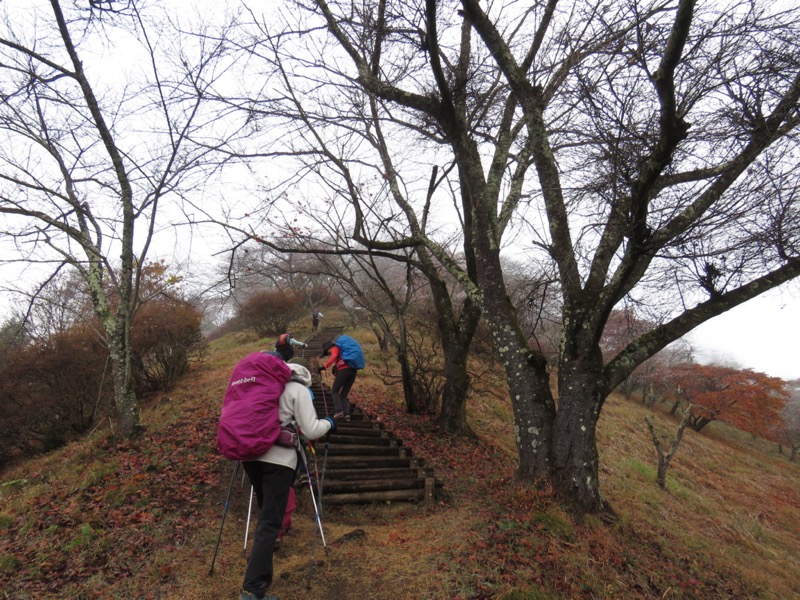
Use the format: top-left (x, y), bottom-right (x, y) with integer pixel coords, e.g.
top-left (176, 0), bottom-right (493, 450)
top-left (319, 338), bottom-right (359, 421)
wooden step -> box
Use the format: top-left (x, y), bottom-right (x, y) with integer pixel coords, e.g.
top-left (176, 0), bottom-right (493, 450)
top-left (322, 467), bottom-right (434, 480)
top-left (325, 445), bottom-right (409, 457)
top-left (323, 488), bottom-right (430, 505)
top-left (323, 477), bottom-right (429, 494)
top-left (296, 329), bottom-right (441, 505)
top-left (324, 456), bottom-right (420, 469)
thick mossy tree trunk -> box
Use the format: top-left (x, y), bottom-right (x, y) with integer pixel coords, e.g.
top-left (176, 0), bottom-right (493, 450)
top-left (473, 240), bottom-right (556, 480)
top-left (551, 358), bottom-right (610, 516)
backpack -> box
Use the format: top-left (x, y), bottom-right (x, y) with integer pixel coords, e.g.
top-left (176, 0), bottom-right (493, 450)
top-left (217, 352), bottom-right (292, 460)
top-left (335, 335), bottom-right (365, 370)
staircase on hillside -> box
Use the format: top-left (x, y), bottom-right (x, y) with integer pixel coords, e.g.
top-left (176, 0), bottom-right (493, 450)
top-left (296, 327), bottom-right (441, 505)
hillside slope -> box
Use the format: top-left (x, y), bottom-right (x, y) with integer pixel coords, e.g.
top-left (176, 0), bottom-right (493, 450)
top-left (1, 328), bottom-right (799, 599)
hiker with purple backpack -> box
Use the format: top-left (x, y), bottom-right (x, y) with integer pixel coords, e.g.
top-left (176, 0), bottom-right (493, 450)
top-left (217, 351), bottom-right (336, 600)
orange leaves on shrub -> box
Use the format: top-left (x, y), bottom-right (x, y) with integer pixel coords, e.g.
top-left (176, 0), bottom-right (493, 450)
top-left (673, 364), bottom-right (788, 437)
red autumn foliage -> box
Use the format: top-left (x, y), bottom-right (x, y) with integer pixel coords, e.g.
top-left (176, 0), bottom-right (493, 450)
top-left (672, 363), bottom-right (788, 436)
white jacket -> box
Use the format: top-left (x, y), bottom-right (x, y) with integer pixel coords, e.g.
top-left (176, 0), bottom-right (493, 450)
top-left (253, 362), bottom-right (332, 470)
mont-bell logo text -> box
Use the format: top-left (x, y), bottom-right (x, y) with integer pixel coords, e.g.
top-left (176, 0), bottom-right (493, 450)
top-left (231, 376), bottom-right (257, 386)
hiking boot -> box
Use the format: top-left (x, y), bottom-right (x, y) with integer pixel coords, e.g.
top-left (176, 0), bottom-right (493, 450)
top-left (333, 412), bottom-right (344, 419)
top-left (239, 591), bottom-right (279, 600)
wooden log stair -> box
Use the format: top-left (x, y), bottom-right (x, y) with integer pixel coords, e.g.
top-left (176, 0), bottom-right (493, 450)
top-left (297, 327), bottom-right (442, 505)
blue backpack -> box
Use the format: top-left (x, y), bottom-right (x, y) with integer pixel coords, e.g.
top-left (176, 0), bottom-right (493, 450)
top-left (335, 335), bottom-right (365, 370)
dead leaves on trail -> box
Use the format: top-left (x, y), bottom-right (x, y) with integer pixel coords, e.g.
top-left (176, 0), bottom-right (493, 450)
top-left (0, 401), bottom-right (224, 597)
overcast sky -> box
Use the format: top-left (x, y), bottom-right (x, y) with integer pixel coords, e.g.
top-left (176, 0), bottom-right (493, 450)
top-left (1, 0), bottom-right (798, 384)
top-left (688, 283), bottom-right (800, 381)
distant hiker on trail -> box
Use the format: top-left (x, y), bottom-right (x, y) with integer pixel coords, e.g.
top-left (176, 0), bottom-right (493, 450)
top-left (318, 335), bottom-right (364, 422)
top-left (311, 309), bottom-right (323, 332)
top-left (235, 356), bottom-right (335, 600)
top-left (273, 332), bottom-right (307, 362)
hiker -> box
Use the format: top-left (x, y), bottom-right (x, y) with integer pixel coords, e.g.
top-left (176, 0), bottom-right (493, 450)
top-left (273, 332), bottom-right (307, 362)
top-left (318, 337), bottom-right (361, 421)
top-left (311, 309), bottom-right (323, 332)
top-left (239, 359), bottom-right (335, 600)
top-left (274, 357), bottom-right (313, 549)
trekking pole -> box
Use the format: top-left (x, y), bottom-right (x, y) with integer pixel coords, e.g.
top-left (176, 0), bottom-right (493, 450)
top-left (296, 438), bottom-right (327, 549)
top-left (298, 439), bottom-right (326, 590)
top-left (243, 485), bottom-right (254, 555)
top-left (209, 460), bottom-right (240, 576)
top-left (317, 372), bottom-right (332, 507)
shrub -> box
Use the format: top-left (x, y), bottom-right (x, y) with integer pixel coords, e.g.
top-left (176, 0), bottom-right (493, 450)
top-left (131, 299), bottom-right (205, 394)
top-left (236, 289), bottom-right (306, 337)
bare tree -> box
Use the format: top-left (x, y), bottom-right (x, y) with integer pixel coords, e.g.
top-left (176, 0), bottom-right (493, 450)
top-left (0, 1), bottom-right (241, 435)
top-left (250, 0), bottom-right (800, 517)
top-left (196, 0), bottom-right (491, 435)
top-left (645, 407), bottom-right (692, 490)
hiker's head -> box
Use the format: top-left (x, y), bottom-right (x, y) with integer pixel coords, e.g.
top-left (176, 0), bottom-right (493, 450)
top-left (275, 344), bottom-right (295, 362)
top-left (321, 340), bottom-right (334, 356)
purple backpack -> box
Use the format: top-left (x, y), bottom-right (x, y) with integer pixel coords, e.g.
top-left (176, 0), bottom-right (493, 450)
top-left (217, 352), bottom-right (292, 460)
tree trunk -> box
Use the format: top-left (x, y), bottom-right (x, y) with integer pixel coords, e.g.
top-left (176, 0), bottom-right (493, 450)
top-left (476, 247), bottom-right (555, 480)
top-left (415, 241), bottom-right (481, 436)
top-left (656, 457), bottom-right (668, 490)
top-left (689, 416), bottom-right (711, 432)
top-left (434, 297), bottom-right (480, 436)
top-left (550, 360), bottom-right (610, 516)
top-left (107, 313), bottom-right (141, 437)
top-left (437, 348), bottom-right (472, 435)
top-left (398, 353), bottom-right (423, 414)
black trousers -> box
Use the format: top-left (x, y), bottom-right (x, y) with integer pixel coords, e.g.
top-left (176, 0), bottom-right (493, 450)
top-left (242, 461), bottom-right (296, 596)
top-left (332, 367), bottom-right (357, 416)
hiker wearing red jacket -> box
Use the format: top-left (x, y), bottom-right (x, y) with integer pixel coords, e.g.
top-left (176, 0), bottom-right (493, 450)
top-left (318, 340), bottom-right (357, 421)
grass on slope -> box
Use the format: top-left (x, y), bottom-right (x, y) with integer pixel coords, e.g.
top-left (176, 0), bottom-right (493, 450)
top-left (1, 323), bottom-right (799, 599)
